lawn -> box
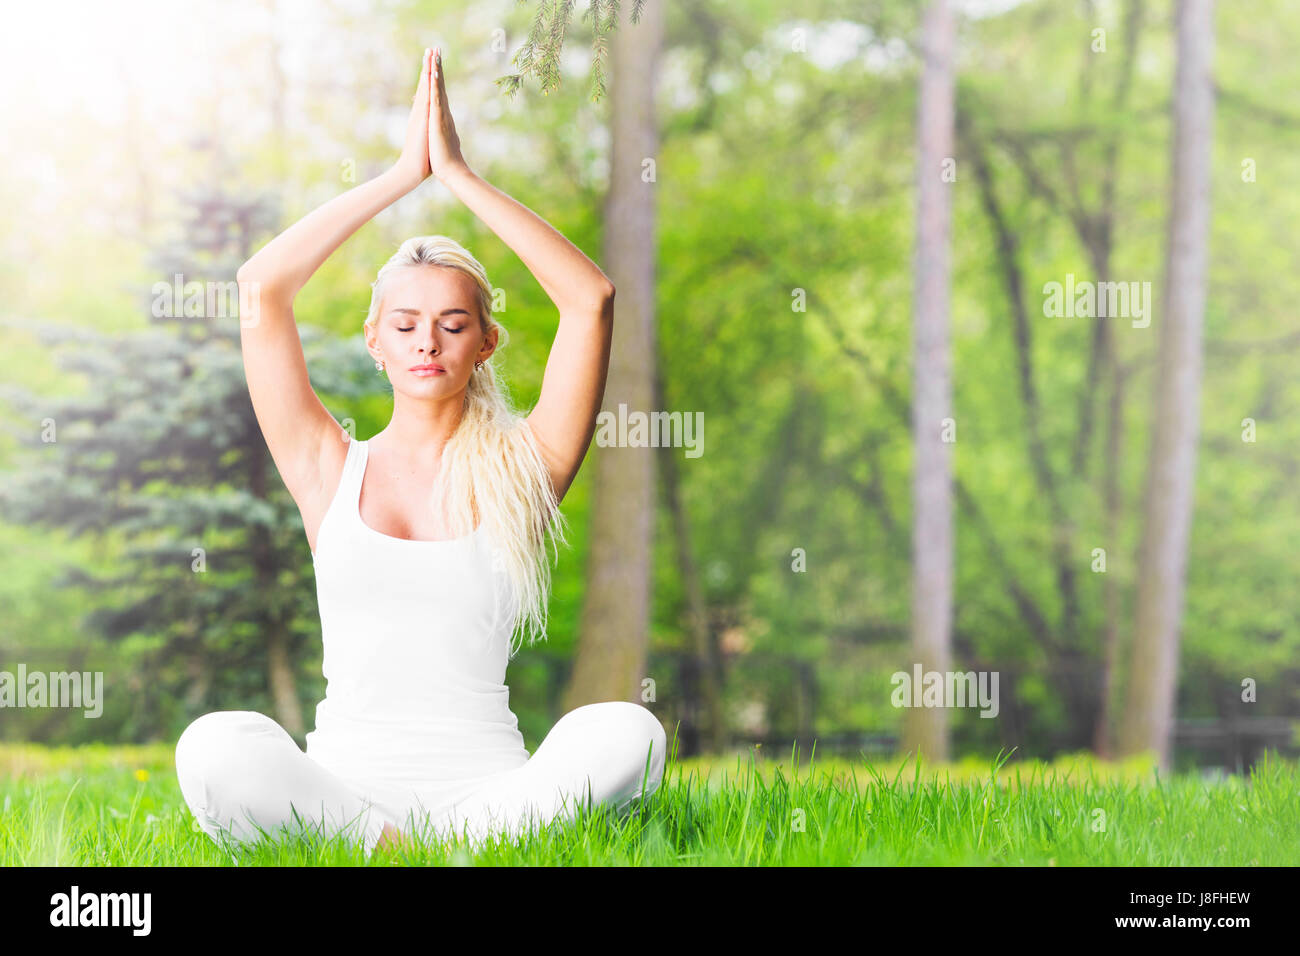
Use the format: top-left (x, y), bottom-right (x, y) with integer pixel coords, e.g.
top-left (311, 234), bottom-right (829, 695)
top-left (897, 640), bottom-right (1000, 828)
top-left (1, 742), bottom-right (1296, 865)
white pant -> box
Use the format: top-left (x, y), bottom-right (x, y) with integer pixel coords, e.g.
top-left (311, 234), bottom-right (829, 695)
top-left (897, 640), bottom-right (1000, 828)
top-left (175, 701), bottom-right (668, 855)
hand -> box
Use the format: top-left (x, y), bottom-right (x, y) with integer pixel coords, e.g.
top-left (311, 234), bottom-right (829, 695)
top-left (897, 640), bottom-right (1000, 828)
top-left (429, 47), bottom-right (468, 182)
top-left (395, 48), bottom-right (433, 187)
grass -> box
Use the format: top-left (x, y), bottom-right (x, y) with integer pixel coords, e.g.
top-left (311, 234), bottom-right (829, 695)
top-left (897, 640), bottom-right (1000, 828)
top-left (1, 740), bottom-right (1297, 865)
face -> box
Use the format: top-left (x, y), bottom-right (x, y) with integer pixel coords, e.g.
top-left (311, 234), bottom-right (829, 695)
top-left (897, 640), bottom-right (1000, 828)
top-left (367, 265), bottom-right (497, 396)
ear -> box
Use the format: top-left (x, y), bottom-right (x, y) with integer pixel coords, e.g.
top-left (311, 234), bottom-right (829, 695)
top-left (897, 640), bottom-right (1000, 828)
top-left (479, 325), bottom-right (499, 362)
top-left (363, 322), bottom-right (382, 361)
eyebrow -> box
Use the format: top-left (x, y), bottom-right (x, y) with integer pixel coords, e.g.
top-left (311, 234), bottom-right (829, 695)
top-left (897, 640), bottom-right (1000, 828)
top-left (387, 307), bottom-right (472, 317)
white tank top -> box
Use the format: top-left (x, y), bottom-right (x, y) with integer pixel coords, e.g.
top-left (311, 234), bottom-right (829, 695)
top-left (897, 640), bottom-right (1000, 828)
top-left (304, 435), bottom-right (529, 792)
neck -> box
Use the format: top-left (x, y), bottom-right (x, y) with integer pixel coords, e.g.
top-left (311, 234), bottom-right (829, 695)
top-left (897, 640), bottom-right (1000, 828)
top-left (374, 389), bottom-right (467, 466)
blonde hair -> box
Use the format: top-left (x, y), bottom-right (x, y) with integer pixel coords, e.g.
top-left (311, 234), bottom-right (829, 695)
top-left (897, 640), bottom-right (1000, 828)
top-left (363, 235), bottom-right (568, 658)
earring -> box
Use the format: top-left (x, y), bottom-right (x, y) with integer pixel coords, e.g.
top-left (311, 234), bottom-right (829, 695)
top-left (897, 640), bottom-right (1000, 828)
top-left (475, 361), bottom-right (484, 371)
top-left (375, 359), bottom-right (385, 372)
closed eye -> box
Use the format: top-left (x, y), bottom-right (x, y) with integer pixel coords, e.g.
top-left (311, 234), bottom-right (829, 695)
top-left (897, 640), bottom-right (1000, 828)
top-left (396, 326), bottom-right (464, 333)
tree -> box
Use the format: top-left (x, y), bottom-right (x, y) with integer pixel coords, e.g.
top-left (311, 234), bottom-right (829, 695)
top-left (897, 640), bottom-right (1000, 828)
top-left (562, 0), bottom-right (665, 709)
top-left (1118, 0), bottom-right (1216, 770)
top-left (956, 0), bottom-right (1148, 757)
top-left (0, 140), bottom-right (377, 740)
top-left (904, 0), bottom-right (957, 764)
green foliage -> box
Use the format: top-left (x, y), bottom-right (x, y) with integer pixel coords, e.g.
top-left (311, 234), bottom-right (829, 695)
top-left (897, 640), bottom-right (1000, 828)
top-left (0, 142), bottom-right (385, 741)
top-left (1, 0), bottom-right (1297, 766)
top-left (496, 0), bottom-right (649, 102)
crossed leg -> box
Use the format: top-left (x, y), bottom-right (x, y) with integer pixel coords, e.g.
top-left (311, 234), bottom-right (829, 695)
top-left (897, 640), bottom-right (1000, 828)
top-left (416, 701), bottom-right (668, 848)
top-left (174, 710), bottom-right (392, 855)
top-left (175, 701), bottom-right (669, 855)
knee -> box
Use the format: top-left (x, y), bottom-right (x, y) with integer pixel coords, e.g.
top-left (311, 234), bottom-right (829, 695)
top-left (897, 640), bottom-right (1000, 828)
top-left (175, 711), bottom-right (282, 791)
top-left (544, 702), bottom-right (669, 783)
top-left (624, 703), bottom-right (666, 753)
top-left (611, 703), bottom-right (667, 800)
top-left (589, 701), bottom-right (668, 780)
top-left (632, 705), bottom-right (668, 778)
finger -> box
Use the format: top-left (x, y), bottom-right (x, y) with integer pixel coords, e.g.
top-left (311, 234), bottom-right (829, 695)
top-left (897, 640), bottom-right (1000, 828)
top-left (413, 48), bottom-right (430, 104)
top-left (420, 51), bottom-right (431, 134)
top-left (429, 56), bottom-right (442, 118)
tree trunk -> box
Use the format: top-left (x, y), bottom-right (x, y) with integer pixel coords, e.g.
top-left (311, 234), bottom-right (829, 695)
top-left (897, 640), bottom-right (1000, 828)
top-left (266, 628), bottom-right (302, 736)
top-left (1085, 0), bottom-right (1144, 760)
top-left (249, 431), bottom-right (303, 735)
top-left (184, 642), bottom-right (211, 711)
top-left (1118, 0), bottom-right (1215, 770)
top-left (562, 0), bottom-right (665, 710)
top-left (1093, 359), bottom-right (1124, 758)
top-left (655, 359), bottom-right (726, 753)
top-left (904, 0), bottom-right (956, 765)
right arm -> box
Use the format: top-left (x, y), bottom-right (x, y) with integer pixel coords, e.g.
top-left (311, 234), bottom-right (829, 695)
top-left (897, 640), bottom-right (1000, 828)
top-left (236, 49), bottom-right (433, 524)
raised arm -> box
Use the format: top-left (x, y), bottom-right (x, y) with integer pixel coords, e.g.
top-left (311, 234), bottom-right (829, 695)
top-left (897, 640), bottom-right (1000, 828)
top-left (427, 47), bottom-right (615, 505)
top-left (236, 49), bottom-right (435, 519)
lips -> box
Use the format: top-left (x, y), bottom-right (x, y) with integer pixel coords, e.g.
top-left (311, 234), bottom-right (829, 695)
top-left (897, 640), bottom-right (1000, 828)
top-left (410, 364), bottom-right (446, 374)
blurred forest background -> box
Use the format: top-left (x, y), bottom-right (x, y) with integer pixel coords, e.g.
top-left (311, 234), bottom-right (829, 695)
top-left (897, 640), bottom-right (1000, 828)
top-left (0, 0), bottom-right (1296, 774)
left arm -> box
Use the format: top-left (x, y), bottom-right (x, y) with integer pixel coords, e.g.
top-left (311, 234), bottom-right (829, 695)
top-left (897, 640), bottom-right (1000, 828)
top-left (430, 47), bottom-right (614, 504)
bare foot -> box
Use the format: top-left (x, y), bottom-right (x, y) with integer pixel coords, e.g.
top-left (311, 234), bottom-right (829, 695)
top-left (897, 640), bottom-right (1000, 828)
top-left (375, 822), bottom-right (407, 853)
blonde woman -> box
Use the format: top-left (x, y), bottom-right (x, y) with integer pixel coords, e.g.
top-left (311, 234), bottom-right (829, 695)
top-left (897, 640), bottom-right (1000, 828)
top-left (175, 47), bottom-right (666, 855)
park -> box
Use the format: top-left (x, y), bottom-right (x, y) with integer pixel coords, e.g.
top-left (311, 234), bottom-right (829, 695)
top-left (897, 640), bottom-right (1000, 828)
top-left (0, 0), bottom-right (1296, 905)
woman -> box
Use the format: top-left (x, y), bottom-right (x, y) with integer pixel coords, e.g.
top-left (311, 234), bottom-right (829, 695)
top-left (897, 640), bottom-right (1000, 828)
top-left (175, 47), bottom-right (667, 856)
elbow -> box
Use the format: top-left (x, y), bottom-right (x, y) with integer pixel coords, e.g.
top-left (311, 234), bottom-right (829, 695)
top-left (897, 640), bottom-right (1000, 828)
top-left (235, 260), bottom-right (261, 286)
top-left (236, 257), bottom-right (276, 286)
top-left (559, 282), bottom-right (614, 319)
top-left (236, 260), bottom-right (289, 301)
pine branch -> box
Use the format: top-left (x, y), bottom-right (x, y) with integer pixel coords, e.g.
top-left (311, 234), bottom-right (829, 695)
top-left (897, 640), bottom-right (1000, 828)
top-left (495, 0), bottom-right (647, 103)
